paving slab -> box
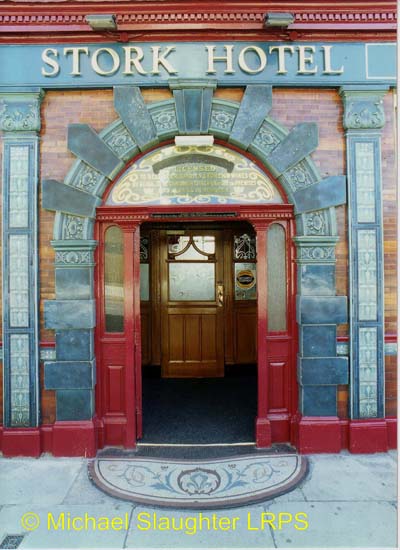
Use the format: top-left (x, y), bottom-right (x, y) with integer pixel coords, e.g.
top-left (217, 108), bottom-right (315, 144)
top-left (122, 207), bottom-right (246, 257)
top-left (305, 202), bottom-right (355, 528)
top-left (386, 450), bottom-right (397, 464)
top-left (0, 452), bottom-right (397, 549)
top-left (265, 500), bottom-right (397, 548)
top-left (0, 458), bottom-right (84, 505)
top-left (62, 463), bottom-right (121, 506)
top-left (301, 453), bottom-right (397, 501)
top-left (0, 504), bottom-right (133, 549)
top-left (124, 505), bottom-right (275, 548)
top-left (270, 487), bottom-right (306, 503)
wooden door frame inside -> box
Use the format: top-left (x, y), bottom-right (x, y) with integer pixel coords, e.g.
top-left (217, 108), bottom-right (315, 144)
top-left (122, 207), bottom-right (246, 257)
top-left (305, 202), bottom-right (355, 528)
top-left (95, 203), bottom-right (296, 449)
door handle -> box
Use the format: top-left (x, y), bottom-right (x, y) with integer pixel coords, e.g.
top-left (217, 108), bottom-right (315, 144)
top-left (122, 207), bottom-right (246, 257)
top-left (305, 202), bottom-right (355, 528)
top-left (217, 284), bottom-right (224, 307)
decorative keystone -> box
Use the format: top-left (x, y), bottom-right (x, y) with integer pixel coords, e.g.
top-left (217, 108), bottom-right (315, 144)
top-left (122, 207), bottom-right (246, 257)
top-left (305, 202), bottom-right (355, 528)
top-left (169, 78), bottom-right (217, 135)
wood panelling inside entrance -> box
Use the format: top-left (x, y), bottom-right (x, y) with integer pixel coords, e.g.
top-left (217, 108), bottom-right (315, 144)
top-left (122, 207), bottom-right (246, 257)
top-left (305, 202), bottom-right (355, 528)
top-left (140, 223), bottom-right (257, 377)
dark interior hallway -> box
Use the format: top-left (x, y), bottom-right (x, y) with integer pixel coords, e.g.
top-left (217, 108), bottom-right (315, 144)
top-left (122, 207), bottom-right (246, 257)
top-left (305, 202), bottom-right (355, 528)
top-left (141, 370), bottom-right (257, 444)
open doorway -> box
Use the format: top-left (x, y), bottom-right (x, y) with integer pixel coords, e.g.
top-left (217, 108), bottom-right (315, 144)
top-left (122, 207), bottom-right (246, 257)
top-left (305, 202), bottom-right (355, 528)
top-left (140, 222), bottom-right (258, 444)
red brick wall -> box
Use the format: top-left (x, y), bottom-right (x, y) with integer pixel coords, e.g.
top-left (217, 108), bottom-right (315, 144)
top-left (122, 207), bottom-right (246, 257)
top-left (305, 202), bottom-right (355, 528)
top-left (381, 91), bottom-right (397, 417)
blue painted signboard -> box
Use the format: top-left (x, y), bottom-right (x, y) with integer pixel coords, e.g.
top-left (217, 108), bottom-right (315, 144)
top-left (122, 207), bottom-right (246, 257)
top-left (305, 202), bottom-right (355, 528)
top-left (0, 42), bottom-right (396, 88)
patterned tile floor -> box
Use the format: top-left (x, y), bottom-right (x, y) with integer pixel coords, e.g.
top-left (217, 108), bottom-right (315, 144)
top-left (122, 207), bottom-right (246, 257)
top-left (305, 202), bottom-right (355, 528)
top-left (89, 453), bottom-right (308, 508)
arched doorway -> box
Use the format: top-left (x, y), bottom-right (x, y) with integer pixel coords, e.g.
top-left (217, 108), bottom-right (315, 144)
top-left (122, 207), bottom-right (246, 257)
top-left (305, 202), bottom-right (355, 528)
top-left (42, 83), bottom-right (347, 456)
top-left (94, 142), bottom-right (297, 448)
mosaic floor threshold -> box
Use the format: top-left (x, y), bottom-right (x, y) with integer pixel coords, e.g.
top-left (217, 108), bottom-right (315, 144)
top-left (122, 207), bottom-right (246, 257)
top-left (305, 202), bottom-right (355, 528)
top-left (88, 453), bottom-right (308, 509)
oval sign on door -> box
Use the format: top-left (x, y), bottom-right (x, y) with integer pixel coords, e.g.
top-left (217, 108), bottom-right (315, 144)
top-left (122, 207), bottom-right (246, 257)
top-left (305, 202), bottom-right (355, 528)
top-left (236, 269), bottom-right (256, 289)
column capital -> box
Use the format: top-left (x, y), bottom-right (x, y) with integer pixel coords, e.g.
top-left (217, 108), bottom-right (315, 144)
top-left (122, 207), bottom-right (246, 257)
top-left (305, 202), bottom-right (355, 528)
top-left (339, 87), bottom-right (389, 131)
top-left (293, 236), bottom-right (339, 264)
top-left (0, 88), bottom-right (44, 133)
top-left (51, 239), bottom-right (98, 268)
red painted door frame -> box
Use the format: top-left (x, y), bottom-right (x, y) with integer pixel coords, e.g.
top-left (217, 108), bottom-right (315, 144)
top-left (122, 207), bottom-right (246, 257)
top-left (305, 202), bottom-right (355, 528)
top-left (95, 203), bottom-right (296, 449)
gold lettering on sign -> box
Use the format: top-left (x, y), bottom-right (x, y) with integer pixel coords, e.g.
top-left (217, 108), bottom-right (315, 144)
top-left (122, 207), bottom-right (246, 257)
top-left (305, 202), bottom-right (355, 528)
top-left (297, 46), bottom-right (318, 74)
top-left (122, 46), bottom-right (147, 75)
top-left (238, 46), bottom-right (267, 74)
top-left (150, 46), bottom-right (178, 74)
top-left (268, 46), bottom-right (295, 75)
top-left (321, 45), bottom-right (344, 74)
top-left (205, 45), bottom-right (235, 74)
top-left (63, 47), bottom-right (89, 76)
top-left (91, 48), bottom-right (120, 75)
top-left (41, 48), bottom-right (60, 76)
top-left (39, 43), bottom-right (346, 78)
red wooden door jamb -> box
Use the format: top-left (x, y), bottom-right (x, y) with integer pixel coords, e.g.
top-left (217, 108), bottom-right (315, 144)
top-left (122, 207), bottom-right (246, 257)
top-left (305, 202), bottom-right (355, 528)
top-left (96, 204), bottom-right (295, 449)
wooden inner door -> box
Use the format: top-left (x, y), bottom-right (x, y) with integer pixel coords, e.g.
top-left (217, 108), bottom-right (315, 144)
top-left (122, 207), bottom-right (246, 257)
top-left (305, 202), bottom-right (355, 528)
top-left (140, 223), bottom-right (258, 378)
top-left (160, 229), bottom-right (224, 377)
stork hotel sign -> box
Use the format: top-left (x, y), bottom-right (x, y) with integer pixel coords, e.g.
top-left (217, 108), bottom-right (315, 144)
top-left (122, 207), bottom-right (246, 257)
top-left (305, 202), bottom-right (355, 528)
top-left (0, 42), bottom-right (396, 87)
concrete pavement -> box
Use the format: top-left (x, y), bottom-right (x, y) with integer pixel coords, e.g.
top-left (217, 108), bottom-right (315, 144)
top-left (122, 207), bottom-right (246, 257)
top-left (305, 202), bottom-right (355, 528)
top-left (0, 451), bottom-right (397, 549)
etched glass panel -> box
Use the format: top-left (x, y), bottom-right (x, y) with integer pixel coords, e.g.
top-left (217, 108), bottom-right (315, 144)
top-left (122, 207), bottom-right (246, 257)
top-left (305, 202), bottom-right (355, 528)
top-left (234, 233), bottom-right (256, 260)
top-left (9, 234), bottom-right (29, 327)
top-left (140, 264), bottom-right (150, 301)
top-left (169, 263), bottom-right (215, 301)
top-left (168, 235), bottom-right (215, 260)
top-left (359, 327), bottom-right (378, 417)
top-left (105, 226), bottom-right (124, 332)
top-left (140, 236), bottom-right (149, 261)
top-left (10, 334), bottom-right (30, 426)
top-left (168, 235), bottom-right (190, 255)
top-left (357, 230), bottom-right (377, 321)
top-left (267, 224), bottom-right (287, 331)
top-left (235, 263), bottom-right (257, 300)
top-left (9, 146), bottom-right (29, 228)
top-left (355, 142), bottom-right (376, 223)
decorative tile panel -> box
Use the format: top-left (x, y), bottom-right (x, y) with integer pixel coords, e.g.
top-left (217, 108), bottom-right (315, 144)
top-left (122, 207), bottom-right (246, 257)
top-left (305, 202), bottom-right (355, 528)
top-left (253, 122), bottom-right (280, 155)
top-left (341, 87), bottom-right (386, 419)
top-left (304, 210), bottom-right (329, 236)
top-left (9, 146), bottom-right (29, 228)
top-left (62, 215), bottom-right (85, 240)
top-left (210, 108), bottom-right (235, 133)
top-left (102, 122), bottom-right (137, 160)
top-left (69, 163), bottom-right (102, 194)
top-left (55, 249), bottom-right (92, 266)
top-left (357, 230), bottom-right (377, 321)
top-left (355, 142), bottom-right (376, 223)
top-left (2, 95), bottom-right (42, 428)
top-left (40, 348), bottom-right (56, 361)
top-left (10, 334), bottom-right (30, 426)
top-left (359, 327), bottom-right (378, 417)
top-left (9, 234), bottom-right (29, 327)
top-left (0, 98), bottom-right (41, 132)
top-left (151, 107), bottom-right (178, 134)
